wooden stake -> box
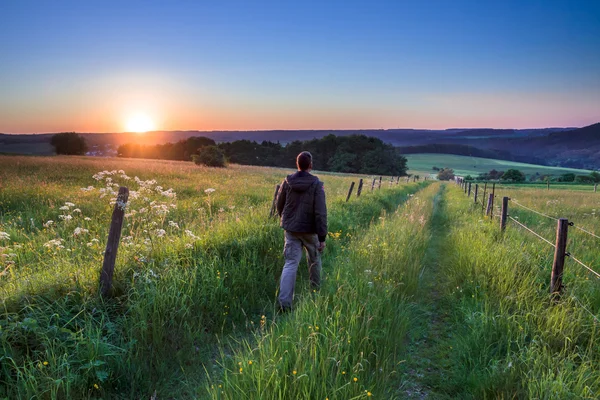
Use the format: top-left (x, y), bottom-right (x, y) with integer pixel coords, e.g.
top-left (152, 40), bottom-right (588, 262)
top-left (485, 193), bottom-right (493, 216)
top-left (371, 178), bottom-right (376, 191)
top-left (100, 186), bottom-right (129, 297)
top-left (269, 184), bottom-right (281, 218)
top-left (547, 180), bottom-right (550, 191)
top-left (481, 182), bottom-right (487, 213)
top-left (595, 183), bottom-right (597, 193)
top-left (468, 182), bottom-right (472, 196)
top-left (474, 184), bottom-right (479, 204)
top-left (357, 178), bottom-right (364, 197)
top-left (346, 181), bottom-right (355, 202)
top-left (500, 196), bottom-right (509, 231)
top-left (550, 218), bottom-right (569, 297)
top-left (378, 176), bottom-right (382, 189)
top-left (490, 183), bottom-right (496, 217)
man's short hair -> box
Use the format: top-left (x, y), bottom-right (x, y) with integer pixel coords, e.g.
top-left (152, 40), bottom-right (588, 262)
top-left (296, 151), bottom-right (312, 171)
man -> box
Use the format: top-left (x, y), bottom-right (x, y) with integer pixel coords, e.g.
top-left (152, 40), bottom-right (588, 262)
top-left (276, 151), bottom-right (327, 311)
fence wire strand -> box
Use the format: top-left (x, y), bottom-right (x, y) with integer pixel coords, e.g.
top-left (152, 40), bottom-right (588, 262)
top-left (574, 225), bottom-right (600, 241)
top-left (566, 253), bottom-right (600, 279)
top-left (510, 200), bottom-right (559, 221)
top-left (508, 216), bottom-right (556, 248)
top-left (571, 295), bottom-right (599, 322)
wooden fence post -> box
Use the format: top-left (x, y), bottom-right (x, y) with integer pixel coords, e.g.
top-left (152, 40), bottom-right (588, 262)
top-left (100, 186), bottom-right (129, 297)
top-left (464, 182), bottom-right (467, 194)
top-left (547, 180), bottom-right (550, 191)
top-left (468, 182), bottom-right (472, 196)
top-left (595, 183), bottom-right (597, 193)
top-left (357, 178), bottom-right (364, 197)
top-left (550, 218), bottom-right (569, 297)
top-left (346, 181), bottom-right (355, 202)
top-left (396, 176), bottom-right (400, 185)
top-left (269, 184), bottom-right (281, 218)
top-left (371, 178), bottom-right (376, 191)
top-left (481, 182), bottom-right (488, 213)
top-left (490, 183), bottom-right (496, 217)
top-left (485, 193), bottom-right (493, 216)
top-left (378, 176), bottom-right (382, 189)
top-left (500, 197), bottom-right (509, 231)
top-left (474, 184), bottom-right (479, 204)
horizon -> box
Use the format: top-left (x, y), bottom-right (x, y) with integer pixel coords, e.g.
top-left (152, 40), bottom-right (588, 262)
top-left (1, 1), bottom-right (599, 133)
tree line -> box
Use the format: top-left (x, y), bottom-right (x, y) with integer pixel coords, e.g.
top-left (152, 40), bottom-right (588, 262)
top-left (115, 134), bottom-right (408, 175)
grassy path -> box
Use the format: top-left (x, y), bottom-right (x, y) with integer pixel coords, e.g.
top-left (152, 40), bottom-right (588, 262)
top-left (397, 184), bottom-right (454, 399)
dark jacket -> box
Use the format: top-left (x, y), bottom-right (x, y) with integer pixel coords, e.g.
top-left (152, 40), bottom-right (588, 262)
top-left (276, 171), bottom-right (327, 242)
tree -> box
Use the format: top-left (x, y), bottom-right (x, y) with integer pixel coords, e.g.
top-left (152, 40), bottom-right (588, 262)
top-left (193, 146), bottom-right (226, 167)
top-left (575, 175), bottom-right (595, 183)
top-left (502, 169), bottom-right (526, 182)
top-left (51, 132), bottom-right (88, 155)
top-left (589, 171), bottom-right (600, 183)
top-left (437, 168), bottom-right (455, 181)
top-left (559, 173), bottom-right (576, 182)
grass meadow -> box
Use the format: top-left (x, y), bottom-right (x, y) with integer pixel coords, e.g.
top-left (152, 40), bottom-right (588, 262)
top-left (2, 155), bottom-right (600, 399)
top-left (406, 153), bottom-right (591, 178)
top-left (0, 155), bottom-right (427, 398)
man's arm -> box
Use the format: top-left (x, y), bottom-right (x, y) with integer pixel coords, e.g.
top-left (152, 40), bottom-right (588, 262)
top-left (314, 180), bottom-right (327, 245)
top-left (276, 180), bottom-right (287, 217)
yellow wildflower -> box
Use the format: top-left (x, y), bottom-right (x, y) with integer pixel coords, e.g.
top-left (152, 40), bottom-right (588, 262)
top-left (293, 370), bottom-right (297, 375)
top-left (353, 377), bottom-right (358, 382)
top-left (43, 361), bottom-right (48, 366)
top-left (94, 384), bottom-right (99, 389)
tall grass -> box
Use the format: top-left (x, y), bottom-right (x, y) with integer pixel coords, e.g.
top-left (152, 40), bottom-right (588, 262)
top-left (206, 184), bottom-right (441, 399)
top-left (0, 155), bottom-right (427, 398)
top-left (431, 185), bottom-right (600, 398)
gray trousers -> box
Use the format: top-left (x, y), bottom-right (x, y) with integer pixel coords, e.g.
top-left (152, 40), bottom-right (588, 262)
top-left (278, 231), bottom-right (322, 308)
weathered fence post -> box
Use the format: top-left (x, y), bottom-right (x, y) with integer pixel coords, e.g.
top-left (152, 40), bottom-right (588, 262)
top-left (357, 178), bottom-right (364, 197)
top-left (485, 193), bottom-right (493, 216)
top-left (468, 182), bottom-right (472, 196)
top-left (550, 218), bottom-right (569, 298)
top-left (346, 181), bottom-right (355, 202)
top-left (500, 196), bottom-right (509, 231)
top-left (100, 186), bottom-right (129, 297)
top-left (464, 182), bottom-right (467, 194)
top-left (481, 182), bottom-right (488, 213)
top-left (474, 184), bottom-right (479, 204)
top-left (269, 184), bottom-right (281, 218)
top-left (547, 180), bottom-right (550, 191)
top-left (396, 176), bottom-right (400, 185)
top-left (378, 176), bottom-right (382, 189)
top-left (371, 178), bottom-right (376, 191)
top-left (490, 183), bottom-right (496, 217)
top-left (595, 183), bottom-right (597, 193)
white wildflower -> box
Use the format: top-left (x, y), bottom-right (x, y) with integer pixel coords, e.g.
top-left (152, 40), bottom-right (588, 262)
top-left (73, 227), bottom-right (89, 236)
top-left (84, 217), bottom-right (92, 221)
top-left (185, 243), bottom-right (193, 249)
top-left (58, 215), bottom-right (73, 221)
top-left (59, 206), bottom-right (70, 211)
top-left (0, 232), bottom-right (10, 240)
top-left (44, 239), bottom-right (64, 249)
top-left (204, 188), bottom-right (216, 194)
top-left (64, 202), bottom-right (75, 207)
top-left (72, 208), bottom-right (82, 213)
top-left (168, 221), bottom-right (179, 229)
top-left (156, 229), bottom-right (166, 238)
top-left (43, 220), bottom-right (54, 228)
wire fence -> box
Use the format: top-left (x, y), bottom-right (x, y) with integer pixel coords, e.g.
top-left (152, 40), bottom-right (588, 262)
top-left (456, 179), bottom-right (600, 322)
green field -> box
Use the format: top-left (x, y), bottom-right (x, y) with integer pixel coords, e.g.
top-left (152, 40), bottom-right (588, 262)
top-left (2, 155), bottom-right (600, 399)
top-left (406, 153), bottom-right (592, 177)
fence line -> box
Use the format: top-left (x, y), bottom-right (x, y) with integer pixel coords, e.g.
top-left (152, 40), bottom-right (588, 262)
top-left (573, 224), bottom-right (600, 241)
top-left (510, 200), bottom-right (559, 221)
top-left (508, 216), bottom-right (556, 248)
top-left (566, 253), bottom-right (600, 279)
top-left (571, 295), bottom-right (600, 323)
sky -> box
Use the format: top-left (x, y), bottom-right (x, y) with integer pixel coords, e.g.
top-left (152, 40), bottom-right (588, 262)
top-left (1, 0), bottom-right (599, 133)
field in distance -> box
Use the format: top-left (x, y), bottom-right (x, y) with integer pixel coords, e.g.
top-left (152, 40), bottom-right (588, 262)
top-left (406, 153), bottom-right (592, 177)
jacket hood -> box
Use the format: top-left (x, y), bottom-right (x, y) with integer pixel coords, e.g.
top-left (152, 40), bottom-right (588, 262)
top-left (286, 171), bottom-right (319, 192)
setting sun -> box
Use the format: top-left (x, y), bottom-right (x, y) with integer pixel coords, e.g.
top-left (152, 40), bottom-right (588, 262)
top-left (125, 114), bottom-right (156, 133)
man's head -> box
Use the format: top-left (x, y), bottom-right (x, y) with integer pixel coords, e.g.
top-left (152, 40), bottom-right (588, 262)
top-left (296, 151), bottom-right (313, 171)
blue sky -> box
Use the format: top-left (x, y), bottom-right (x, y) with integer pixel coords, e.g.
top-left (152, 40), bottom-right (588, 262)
top-left (1, 0), bottom-right (599, 132)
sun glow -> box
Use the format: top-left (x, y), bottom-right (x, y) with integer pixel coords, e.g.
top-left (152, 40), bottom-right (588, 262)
top-left (125, 114), bottom-right (156, 133)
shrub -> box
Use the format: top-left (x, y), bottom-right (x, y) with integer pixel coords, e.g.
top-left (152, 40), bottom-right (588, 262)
top-left (437, 168), bottom-right (455, 181)
top-left (502, 169), bottom-right (526, 182)
top-left (193, 146), bottom-right (226, 167)
top-left (50, 132), bottom-right (88, 155)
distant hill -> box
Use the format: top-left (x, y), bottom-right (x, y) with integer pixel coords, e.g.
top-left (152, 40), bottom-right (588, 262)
top-left (1, 123), bottom-right (598, 169)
